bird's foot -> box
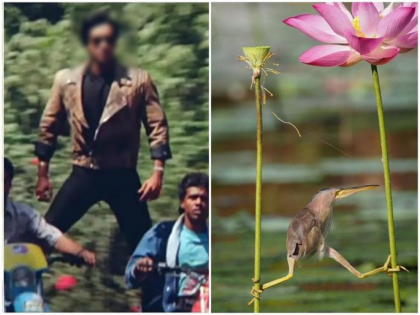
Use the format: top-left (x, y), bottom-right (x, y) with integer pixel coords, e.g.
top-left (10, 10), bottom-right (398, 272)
top-left (357, 255), bottom-right (409, 279)
top-left (383, 255), bottom-right (409, 278)
top-left (248, 278), bottom-right (263, 306)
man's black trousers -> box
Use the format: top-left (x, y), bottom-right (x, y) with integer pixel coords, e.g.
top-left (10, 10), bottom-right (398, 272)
top-left (45, 166), bottom-right (152, 251)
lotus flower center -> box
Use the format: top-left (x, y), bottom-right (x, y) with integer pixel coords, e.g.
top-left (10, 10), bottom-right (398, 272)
top-left (352, 16), bottom-right (366, 37)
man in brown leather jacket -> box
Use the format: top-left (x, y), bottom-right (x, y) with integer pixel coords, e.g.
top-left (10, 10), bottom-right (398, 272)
top-left (34, 12), bottom-right (171, 251)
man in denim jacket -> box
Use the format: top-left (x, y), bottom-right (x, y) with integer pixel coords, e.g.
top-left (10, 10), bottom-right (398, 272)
top-left (125, 173), bottom-right (208, 312)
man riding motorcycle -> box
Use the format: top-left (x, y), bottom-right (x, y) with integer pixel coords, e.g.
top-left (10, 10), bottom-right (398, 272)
top-left (4, 158), bottom-right (96, 310)
top-left (4, 158), bottom-right (97, 262)
top-left (125, 173), bottom-right (209, 312)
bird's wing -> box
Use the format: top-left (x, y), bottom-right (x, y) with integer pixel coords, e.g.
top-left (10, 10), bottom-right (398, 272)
top-left (286, 208), bottom-right (323, 261)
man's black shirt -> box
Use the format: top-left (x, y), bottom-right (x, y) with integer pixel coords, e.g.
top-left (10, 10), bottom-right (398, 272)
top-left (82, 69), bottom-right (114, 144)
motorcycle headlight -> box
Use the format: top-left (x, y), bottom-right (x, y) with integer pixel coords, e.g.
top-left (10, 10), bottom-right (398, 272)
top-left (12, 266), bottom-right (36, 288)
top-left (23, 299), bottom-right (44, 312)
top-left (13, 292), bottom-right (44, 313)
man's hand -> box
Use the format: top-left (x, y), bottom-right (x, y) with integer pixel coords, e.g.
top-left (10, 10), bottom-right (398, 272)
top-left (134, 257), bottom-right (154, 278)
top-left (138, 171), bottom-right (163, 202)
top-left (55, 235), bottom-right (96, 267)
top-left (78, 249), bottom-right (97, 267)
top-left (36, 176), bottom-right (53, 202)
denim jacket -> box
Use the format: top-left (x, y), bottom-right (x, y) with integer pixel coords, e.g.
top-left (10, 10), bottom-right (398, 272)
top-left (125, 215), bottom-right (185, 312)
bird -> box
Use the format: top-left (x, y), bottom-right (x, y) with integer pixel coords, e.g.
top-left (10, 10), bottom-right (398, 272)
top-left (249, 185), bottom-right (408, 305)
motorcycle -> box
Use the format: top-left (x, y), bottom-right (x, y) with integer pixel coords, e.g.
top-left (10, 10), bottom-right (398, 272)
top-left (135, 262), bottom-right (209, 313)
top-left (4, 243), bottom-right (86, 312)
top-left (190, 275), bottom-right (209, 313)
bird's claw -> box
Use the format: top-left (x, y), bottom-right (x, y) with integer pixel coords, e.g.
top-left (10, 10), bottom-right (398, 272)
top-left (383, 255), bottom-right (409, 277)
top-left (250, 287), bottom-right (263, 296)
top-left (248, 287), bottom-right (263, 306)
top-left (400, 266), bottom-right (409, 273)
top-left (386, 265), bottom-right (409, 277)
top-left (248, 278), bottom-right (263, 306)
top-left (248, 297), bottom-right (257, 306)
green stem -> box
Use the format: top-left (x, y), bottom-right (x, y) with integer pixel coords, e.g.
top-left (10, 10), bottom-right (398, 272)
top-left (371, 65), bottom-right (401, 312)
top-left (253, 76), bottom-right (263, 313)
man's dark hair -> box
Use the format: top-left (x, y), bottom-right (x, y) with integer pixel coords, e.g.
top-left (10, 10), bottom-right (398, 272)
top-left (178, 172), bottom-right (209, 214)
top-left (4, 157), bottom-right (14, 180)
top-left (80, 12), bottom-right (119, 45)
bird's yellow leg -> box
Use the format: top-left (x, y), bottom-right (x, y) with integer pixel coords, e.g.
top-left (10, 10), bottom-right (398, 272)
top-left (248, 256), bottom-right (295, 306)
top-left (261, 272), bottom-right (293, 290)
top-left (358, 255), bottom-right (408, 279)
top-left (326, 246), bottom-right (408, 279)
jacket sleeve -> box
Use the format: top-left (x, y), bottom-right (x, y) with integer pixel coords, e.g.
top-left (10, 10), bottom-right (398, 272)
top-left (139, 71), bottom-right (172, 160)
top-left (125, 224), bottom-right (160, 288)
top-left (35, 70), bottom-right (67, 161)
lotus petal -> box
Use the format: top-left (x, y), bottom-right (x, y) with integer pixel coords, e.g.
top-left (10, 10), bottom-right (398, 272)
top-left (313, 4), bottom-right (355, 37)
top-left (362, 45), bottom-right (400, 65)
top-left (378, 6), bottom-right (416, 39)
top-left (352, 3), bottom-right (381, 36)
top-left (386, 31), bottom-right (418, 49)
top-left (299, 45), bottom-right (354, 67)
top-left (373, 2), bottom-right (384, 13)
top-left (283, 14), bottom-right (347, 43)
top-left (340, 50), bottom-right (363, 67)
top-left (347, 35), bottom-right (383, 55)
top-left (326, 2), bottom-right (353, 21)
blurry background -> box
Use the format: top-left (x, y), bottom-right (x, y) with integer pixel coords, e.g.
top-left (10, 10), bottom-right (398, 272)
top-left (211, 2), bottom-right (417, 313)
top-left (4, 3), bottom-right (208, 311)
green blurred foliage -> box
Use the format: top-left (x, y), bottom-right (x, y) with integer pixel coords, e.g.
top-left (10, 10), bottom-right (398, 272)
top-left (4, 3), bottom-right (208, 311)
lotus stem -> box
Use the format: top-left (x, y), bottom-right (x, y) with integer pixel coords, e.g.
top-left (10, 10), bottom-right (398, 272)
top-left (371, 64), bottom-right (401, 312)
top-left (253, 75), bottom-right (263, 313)
top-left (239, 46), bottom-right (278, 312)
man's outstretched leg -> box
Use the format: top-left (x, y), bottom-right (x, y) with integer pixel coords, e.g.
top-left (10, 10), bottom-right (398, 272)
top-left (45, 167), bottom-right (101, 232)
top-left (105, 169), bottom-right (152, 252)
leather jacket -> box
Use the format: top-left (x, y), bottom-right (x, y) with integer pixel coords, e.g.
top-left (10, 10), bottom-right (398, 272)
top-left (35, 63), bottom-right (171, 169)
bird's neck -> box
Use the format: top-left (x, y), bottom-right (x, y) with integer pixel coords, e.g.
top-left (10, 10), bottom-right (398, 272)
top-left (307, 200), bottom-right (333, 224)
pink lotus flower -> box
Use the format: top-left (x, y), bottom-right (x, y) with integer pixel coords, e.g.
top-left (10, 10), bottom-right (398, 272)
top-left (284, 2), bottom-right (417, 67)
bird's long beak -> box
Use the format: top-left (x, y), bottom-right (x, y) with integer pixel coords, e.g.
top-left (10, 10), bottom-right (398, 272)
top-left (335, 185), bottom-right (379, 200)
